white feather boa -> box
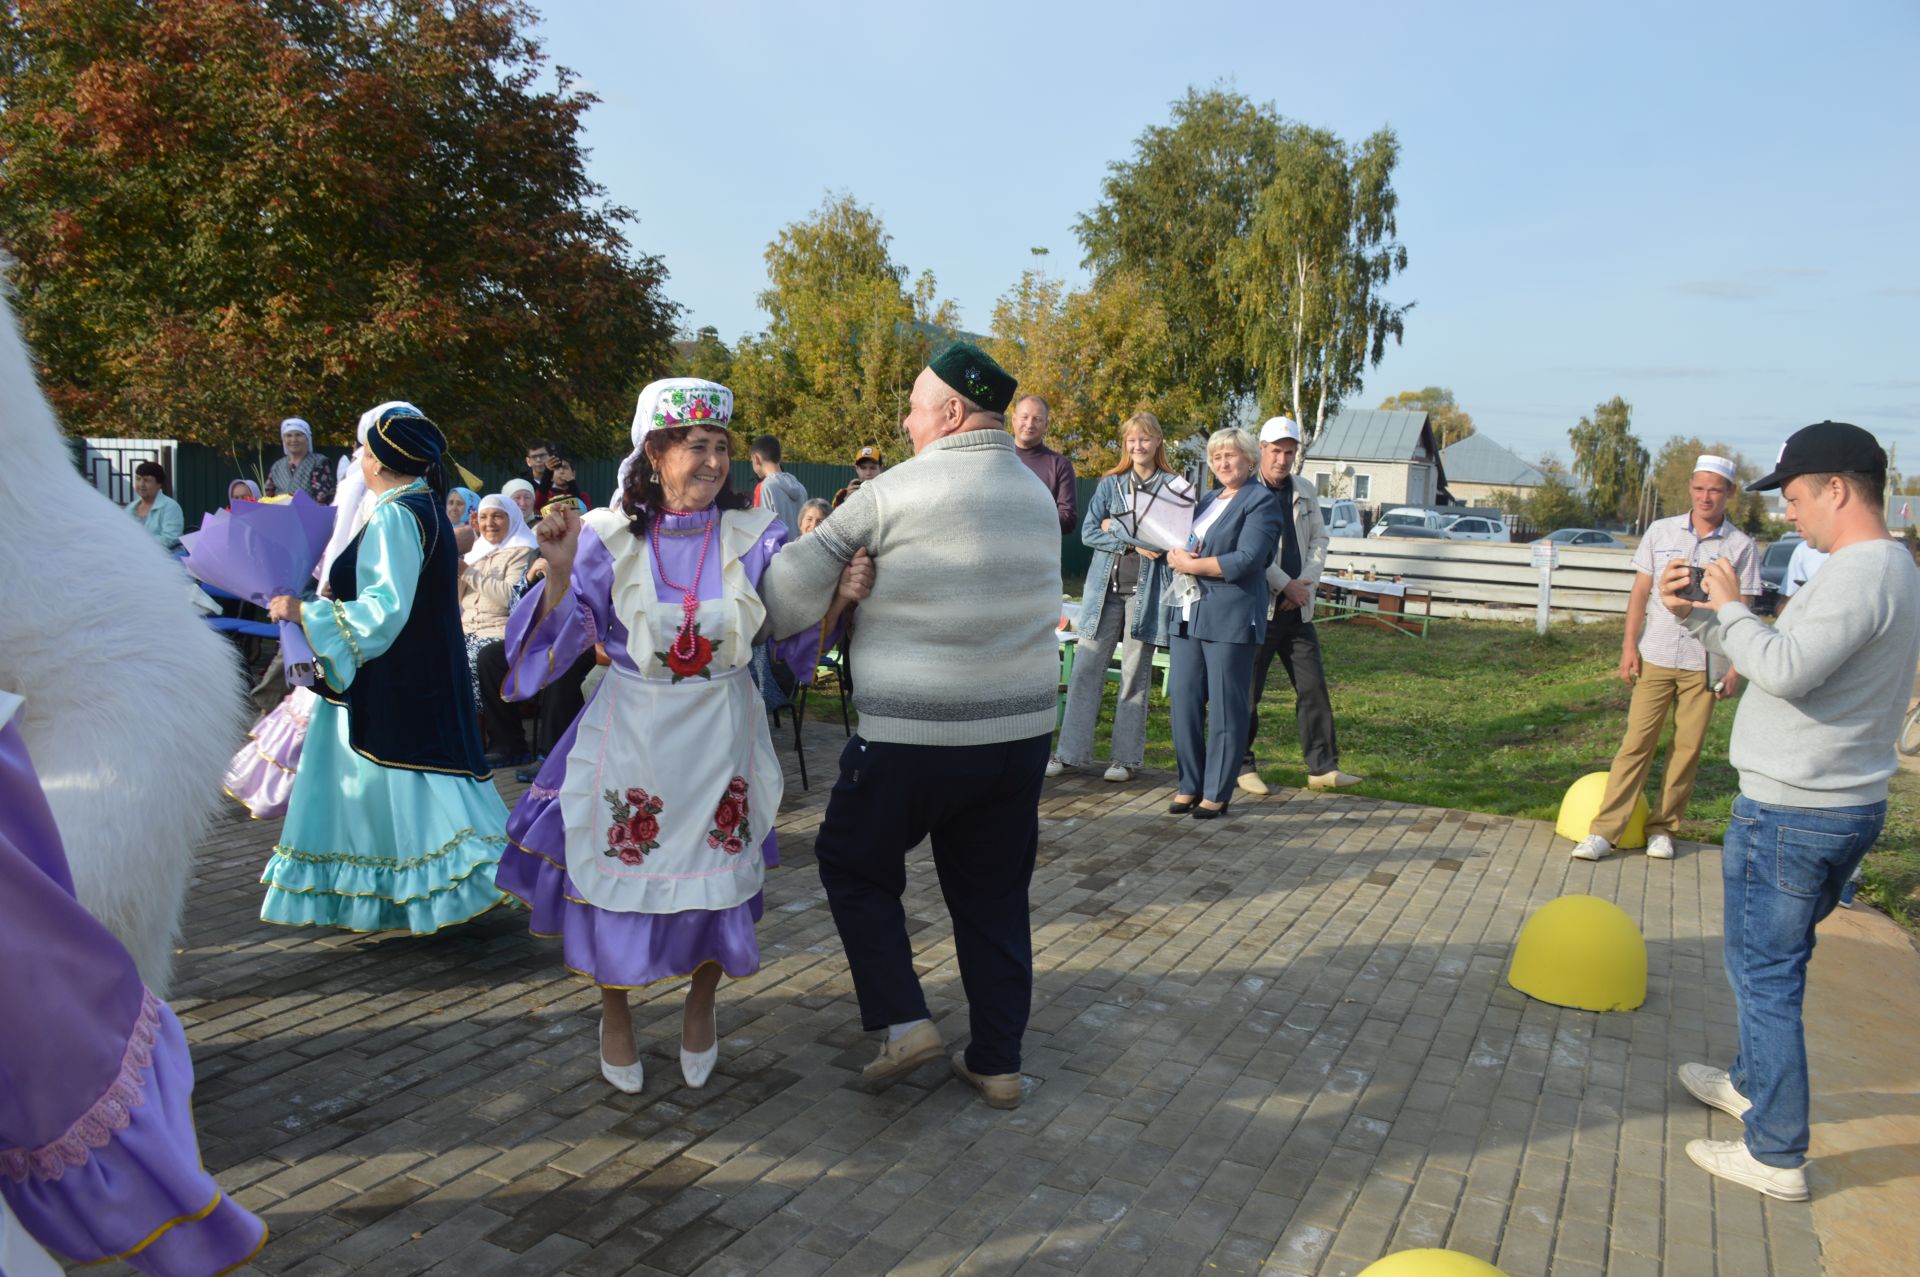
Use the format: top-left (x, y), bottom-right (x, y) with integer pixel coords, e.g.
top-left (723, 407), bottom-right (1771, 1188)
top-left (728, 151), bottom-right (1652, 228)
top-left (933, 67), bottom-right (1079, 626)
top-left (0, 299), bottom-right (247, 996)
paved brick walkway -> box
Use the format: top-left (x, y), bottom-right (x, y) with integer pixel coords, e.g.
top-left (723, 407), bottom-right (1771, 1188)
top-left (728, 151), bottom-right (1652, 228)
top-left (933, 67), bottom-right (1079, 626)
top-left (136, 718), bottom-right (1825, 1276)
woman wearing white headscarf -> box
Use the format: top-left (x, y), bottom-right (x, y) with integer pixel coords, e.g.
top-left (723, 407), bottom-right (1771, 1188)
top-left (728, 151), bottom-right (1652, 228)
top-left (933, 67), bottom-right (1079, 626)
top-left (461, 494), bottom-right (538, 757)
top-left (500, 478), bottom-right (538, 525)
top-left (264, 417), bottom-right (335, 504)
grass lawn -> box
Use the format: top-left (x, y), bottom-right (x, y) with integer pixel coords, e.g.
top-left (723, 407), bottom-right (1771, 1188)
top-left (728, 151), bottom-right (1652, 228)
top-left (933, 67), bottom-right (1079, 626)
top-left (1067, 616), bottom-right (1920, 931)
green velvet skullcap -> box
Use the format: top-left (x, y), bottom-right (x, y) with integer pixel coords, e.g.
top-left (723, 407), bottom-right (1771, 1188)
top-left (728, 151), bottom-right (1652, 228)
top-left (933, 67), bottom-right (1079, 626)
top-left (928, 341), bottom-right (1017, 414)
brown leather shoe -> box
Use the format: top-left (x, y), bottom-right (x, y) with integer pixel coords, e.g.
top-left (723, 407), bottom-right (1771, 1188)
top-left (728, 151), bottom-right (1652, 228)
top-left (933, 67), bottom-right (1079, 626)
top-left (861, 1021), bottom-right (943, 1081)
top-left (950, 1051), bottom-right (1023, 1109)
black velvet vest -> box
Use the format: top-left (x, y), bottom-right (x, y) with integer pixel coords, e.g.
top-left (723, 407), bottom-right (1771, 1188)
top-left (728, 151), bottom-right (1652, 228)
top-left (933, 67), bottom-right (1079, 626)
top-left (320, 488), bottom-right (490, 779)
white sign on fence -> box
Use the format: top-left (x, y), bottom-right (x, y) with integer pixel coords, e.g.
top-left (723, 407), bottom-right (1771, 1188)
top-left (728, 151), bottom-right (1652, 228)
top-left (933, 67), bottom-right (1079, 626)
top-left (1530, 540), bottom-right (1559, 570)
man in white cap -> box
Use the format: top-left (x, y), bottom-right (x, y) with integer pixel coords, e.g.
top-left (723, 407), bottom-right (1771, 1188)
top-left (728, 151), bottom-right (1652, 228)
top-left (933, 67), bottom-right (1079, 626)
top-left (1237, 416), bottom-right (1361, 794)
top-left (1572, 454), bottom-right (1760, 861)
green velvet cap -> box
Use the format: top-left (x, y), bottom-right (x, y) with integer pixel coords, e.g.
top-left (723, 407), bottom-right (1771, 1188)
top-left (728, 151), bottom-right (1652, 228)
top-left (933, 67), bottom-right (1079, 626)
top-left (928, 341), bottom-right (1017, 414)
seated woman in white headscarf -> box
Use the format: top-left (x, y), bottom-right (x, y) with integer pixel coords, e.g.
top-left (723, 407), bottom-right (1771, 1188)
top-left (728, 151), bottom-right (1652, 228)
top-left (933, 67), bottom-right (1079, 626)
top-left (264, 417), bottom-right (335, 504)
top-left (500, 478), bottom-right (538, 525)
top-left (460, 494), bottom-right (538, 761)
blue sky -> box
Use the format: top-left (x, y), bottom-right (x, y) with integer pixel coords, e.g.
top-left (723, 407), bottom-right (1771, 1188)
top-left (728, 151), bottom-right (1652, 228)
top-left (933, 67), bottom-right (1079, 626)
top-left (529, 1), bottom-right (1918, 470)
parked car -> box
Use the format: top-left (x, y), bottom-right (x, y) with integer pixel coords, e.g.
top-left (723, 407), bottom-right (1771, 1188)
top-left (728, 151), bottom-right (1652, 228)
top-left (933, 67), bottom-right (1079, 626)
top-left (1534, 528), bottom-right (1629, 549)
top-left (1441, 514), bottom-right (1511, 543)
top-left (1319, 498), bottom-right (1364, 538)
top-left (1368, 506), bottom-right (1449, 537)
top-left (1374, 525), bottom-right (1449, 540)
top-left (1755, 535), bottom-right (1804, 616)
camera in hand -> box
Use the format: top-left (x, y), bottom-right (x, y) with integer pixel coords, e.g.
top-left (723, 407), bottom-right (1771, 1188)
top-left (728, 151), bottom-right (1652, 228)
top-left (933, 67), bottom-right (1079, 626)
top-left (1676, 565), bottom-right (1710, 603)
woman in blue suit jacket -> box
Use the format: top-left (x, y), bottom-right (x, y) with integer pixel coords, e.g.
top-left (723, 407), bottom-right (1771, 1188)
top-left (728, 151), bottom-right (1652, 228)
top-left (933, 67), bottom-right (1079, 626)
top-left (1163, 428), bottom-right (1285, 817)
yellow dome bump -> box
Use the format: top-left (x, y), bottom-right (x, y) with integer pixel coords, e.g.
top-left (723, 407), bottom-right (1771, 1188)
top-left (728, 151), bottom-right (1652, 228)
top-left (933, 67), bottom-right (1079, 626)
top-left (1555, 770), bottom-right (1647, 849)
top-left (1508, 894), bottom-right (1647, 1012)
top-left (1357, 1249), bottom-right (1509, 1277)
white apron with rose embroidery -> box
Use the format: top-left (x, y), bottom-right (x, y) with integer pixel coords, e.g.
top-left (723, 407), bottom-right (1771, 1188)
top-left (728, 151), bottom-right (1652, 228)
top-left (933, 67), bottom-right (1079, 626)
top-left (553, 506), bottom-right (782, 914)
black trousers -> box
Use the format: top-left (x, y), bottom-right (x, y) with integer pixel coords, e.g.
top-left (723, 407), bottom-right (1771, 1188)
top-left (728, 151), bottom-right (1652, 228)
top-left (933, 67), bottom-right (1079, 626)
top-left (1241, 611), bottom-right (1340, 776)
top-left (475, 641), bottom-right (596, 756)
top-left (813, 732), bottom-right (1049, 1076)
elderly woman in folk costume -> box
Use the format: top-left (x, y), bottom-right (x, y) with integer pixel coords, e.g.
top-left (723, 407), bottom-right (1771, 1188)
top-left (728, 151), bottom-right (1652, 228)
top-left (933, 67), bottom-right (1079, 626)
top-left (258, 404), bottom-right (509, 931)
top-left (264, 416), bottom-right (336, 505)
top-left (224, 404), bottom-right (401, 820)
top-left (494, 379), bottom-right (871, 1094)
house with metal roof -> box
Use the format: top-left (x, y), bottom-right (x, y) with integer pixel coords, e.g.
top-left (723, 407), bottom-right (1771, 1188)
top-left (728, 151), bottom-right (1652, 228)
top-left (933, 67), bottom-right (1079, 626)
top-left (1299, 409), bottom-right (1450, 509)
top-left (1439, 433), bottom-right (1548, 504)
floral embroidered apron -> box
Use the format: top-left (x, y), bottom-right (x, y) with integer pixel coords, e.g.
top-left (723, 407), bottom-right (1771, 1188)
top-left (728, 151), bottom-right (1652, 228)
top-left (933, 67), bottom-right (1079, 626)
top-left (556, 508), bottom-right (782, 914)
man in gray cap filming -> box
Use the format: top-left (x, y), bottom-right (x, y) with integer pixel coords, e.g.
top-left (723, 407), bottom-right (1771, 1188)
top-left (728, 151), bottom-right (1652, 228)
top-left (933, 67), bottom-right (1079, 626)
top-left (1663, 421), bottom-right (1919, 1202)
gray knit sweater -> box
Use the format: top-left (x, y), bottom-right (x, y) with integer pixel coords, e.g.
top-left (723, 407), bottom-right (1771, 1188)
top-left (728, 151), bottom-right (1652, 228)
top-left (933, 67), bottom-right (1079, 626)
top-left (1682, 538), bottom-right (1920, 807)
top-left (758, 429), bottom-right (1063, 746)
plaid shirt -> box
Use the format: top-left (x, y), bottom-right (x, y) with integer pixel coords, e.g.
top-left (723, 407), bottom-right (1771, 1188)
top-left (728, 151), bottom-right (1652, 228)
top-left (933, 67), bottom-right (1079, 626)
top-left (1630, 513), bottom-right (1761, 671)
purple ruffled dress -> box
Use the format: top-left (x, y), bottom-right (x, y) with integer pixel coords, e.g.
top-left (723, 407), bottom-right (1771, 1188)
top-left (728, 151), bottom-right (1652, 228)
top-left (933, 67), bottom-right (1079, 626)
top-left (0, 701), bottom-right (266, 1273)
top-left (221, 686), bottom-right (312, 820)
top-left (494, 509), bottom-right (787, 988)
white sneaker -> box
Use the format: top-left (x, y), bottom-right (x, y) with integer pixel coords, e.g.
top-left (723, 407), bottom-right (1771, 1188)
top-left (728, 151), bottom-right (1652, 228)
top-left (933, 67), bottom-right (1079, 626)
top-left (1571, 834), bottom-right (1612, 861)
top-left (1685, 1138), bottom-right (1808, 1201)
top-left (1678, 1062), bottom-right (1752, 1119)
top-left (1044, 757), bottom-right (1066, 778)
top-left (1646, 833), bottom-right (1675, 860)
top-left (1235, 771), bottom-right (1271, 796)
top-left (1103, 764), bottom-right (1134, 783)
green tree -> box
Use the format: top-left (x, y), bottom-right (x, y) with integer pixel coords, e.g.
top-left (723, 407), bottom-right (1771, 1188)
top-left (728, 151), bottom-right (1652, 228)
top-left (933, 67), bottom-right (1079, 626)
top-left (1647, 435), bottom-right (1769, 528)
top-left (1568, 396), bottom-right (1648, 526)
top-left (1220, 124), bottom-right (1410, 440)
top-left (1379, 387), bottom-right (1475, 449)
top-left (1075, 86), bottom-right (1287, 428)
top-left (1525, 475), bottom-right (1590, 532)
top-left (0, 0), bottom-right (678, 458)
top-left (671, 326), bottom-right (734, 384)
top-left (984, 266), bottom-right (1198, 475)
top-left (728, 194), bottom-right (954, 460)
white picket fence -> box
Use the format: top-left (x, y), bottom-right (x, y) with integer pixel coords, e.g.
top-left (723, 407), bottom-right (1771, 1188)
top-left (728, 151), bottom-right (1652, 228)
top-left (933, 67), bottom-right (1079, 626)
top-left (1324, 537), bottom-right (1639, 619)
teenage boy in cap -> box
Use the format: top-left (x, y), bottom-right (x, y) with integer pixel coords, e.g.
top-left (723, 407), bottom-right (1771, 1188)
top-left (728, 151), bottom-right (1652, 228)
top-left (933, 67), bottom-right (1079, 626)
top-left (1237, 416), bottom-right (1362, 794)
top-left (1572, 454), bottom-right (1760, 861)
top-left (1664, 421), bottom-right (1919, 1201)
top-left (833, 446), bottom-right (883, 508)
top-left (759, 342), bottom-right (1061, 1109)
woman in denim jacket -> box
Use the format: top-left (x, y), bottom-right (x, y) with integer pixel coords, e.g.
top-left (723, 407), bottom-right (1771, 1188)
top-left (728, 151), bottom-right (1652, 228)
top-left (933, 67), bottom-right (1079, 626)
top-left (1048, 413), bottom-right (1179, 783)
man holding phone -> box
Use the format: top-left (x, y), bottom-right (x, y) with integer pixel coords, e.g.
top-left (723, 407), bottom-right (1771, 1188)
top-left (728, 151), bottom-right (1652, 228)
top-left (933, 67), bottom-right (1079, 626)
top-left (1571, 454), bottom-right (1760, 861)
top-left (833, 446), bottom-right (883, 508)
top-left (1661, 421), bottom-right (1919, 1200)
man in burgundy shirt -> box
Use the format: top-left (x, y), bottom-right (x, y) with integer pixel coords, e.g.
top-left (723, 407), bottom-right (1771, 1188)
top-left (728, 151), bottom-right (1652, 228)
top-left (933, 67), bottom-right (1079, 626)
top-left (1009, 395), bottom-right (1077, 533)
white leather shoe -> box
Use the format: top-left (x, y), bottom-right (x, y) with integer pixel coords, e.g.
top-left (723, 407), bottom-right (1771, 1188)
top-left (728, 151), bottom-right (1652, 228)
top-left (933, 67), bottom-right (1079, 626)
top-left (1571, 834), bottom-right (1612, 861)
top-left (1307, 769), bottom-right (1363, 790)
top-left (1685, 1138), bottom-right (1808, 1200)
top-left (1678, 1062), bottom-right (1752, 1119)
top-left (1044, 757), bottom-right (1066, 778)
top-left (1103, 764), bottom-right (1134, 783)
top-left (1235, 771), bottom-right (1270, 796)
top-left (598, 1019), bottom-right (645, 1094)
top-left (680, 1004), bottom-right (718, 1089)
top-left (1646, 833), bottom-right (1676, 860)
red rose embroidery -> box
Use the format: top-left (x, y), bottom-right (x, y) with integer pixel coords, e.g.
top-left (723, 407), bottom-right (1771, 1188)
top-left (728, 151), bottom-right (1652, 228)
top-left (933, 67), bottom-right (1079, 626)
top-left (713, 796), bottom-right (742, 833)
top-left (656, 623), bottom-right (719, 682)
top-left (708, 776), bottom-right (753, 853)
top-left (727, 776), bottom-right (748, 798)
top-left (722, 833), bottom-right (745, 855)
top-left (602, 785), bottom-right (665, 864)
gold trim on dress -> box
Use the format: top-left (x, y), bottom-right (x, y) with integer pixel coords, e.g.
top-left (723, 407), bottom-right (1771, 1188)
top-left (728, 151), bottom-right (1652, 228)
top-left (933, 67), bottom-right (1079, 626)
top-left (70, 1188), bottom-right (234, 1267)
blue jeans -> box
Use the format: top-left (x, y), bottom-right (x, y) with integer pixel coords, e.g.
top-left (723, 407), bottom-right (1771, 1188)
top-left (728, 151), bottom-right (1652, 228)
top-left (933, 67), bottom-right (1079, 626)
top-left (1722, 793), bottom-right (1885, 1167)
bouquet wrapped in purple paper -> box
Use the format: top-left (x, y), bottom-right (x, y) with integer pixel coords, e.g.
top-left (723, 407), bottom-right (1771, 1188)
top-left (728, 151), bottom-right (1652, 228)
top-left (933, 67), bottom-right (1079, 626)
top-left (181, 491), bottom-right (338, 686)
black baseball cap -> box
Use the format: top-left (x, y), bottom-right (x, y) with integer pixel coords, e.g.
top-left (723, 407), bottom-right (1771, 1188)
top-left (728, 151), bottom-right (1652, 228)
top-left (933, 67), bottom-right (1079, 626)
top-left (1746, 420), bottom-right (1886, 492)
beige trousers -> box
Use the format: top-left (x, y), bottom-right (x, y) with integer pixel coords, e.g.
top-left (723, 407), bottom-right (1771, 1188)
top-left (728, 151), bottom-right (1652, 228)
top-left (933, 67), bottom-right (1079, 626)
top-left (1592, 660), bottom-right (1716, 842)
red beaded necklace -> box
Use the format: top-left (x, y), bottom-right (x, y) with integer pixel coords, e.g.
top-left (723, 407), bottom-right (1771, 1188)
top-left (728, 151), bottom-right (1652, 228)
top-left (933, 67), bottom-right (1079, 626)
top-left (651, 507), bottom-right (717, 661)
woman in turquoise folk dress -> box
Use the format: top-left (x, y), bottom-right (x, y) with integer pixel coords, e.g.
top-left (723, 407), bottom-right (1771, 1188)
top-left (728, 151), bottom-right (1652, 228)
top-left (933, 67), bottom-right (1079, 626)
top-left (261, 405), bottom-right (509, 933)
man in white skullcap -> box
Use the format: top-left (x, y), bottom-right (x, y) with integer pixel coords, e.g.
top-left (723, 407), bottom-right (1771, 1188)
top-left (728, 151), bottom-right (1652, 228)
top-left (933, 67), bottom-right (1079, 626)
top-left (1572, 454), bottom-right (1760, 861)
top-left (1237, 416), bottom-right (1361, 794)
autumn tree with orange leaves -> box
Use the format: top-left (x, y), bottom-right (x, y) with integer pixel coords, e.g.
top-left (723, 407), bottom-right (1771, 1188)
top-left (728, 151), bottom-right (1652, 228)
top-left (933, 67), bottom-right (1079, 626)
top-left (0, 0), bottom-right (677, 457)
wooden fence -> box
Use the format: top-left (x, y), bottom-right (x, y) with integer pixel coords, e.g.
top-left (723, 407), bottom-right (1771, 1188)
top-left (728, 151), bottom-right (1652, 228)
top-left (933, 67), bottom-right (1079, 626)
top-left (1325, 537), bottom-right (1640, 619)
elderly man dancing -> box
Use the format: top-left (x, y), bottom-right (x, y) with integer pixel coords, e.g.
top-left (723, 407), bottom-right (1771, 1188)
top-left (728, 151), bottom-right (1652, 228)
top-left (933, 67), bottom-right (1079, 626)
top-left (760, 343), bottom-right (1061, 1108)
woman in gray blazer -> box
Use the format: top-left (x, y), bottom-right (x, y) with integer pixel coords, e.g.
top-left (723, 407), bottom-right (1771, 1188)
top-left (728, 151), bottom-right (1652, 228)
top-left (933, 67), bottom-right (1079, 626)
top-left (1164, 428), bottom-right (1285, 817)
